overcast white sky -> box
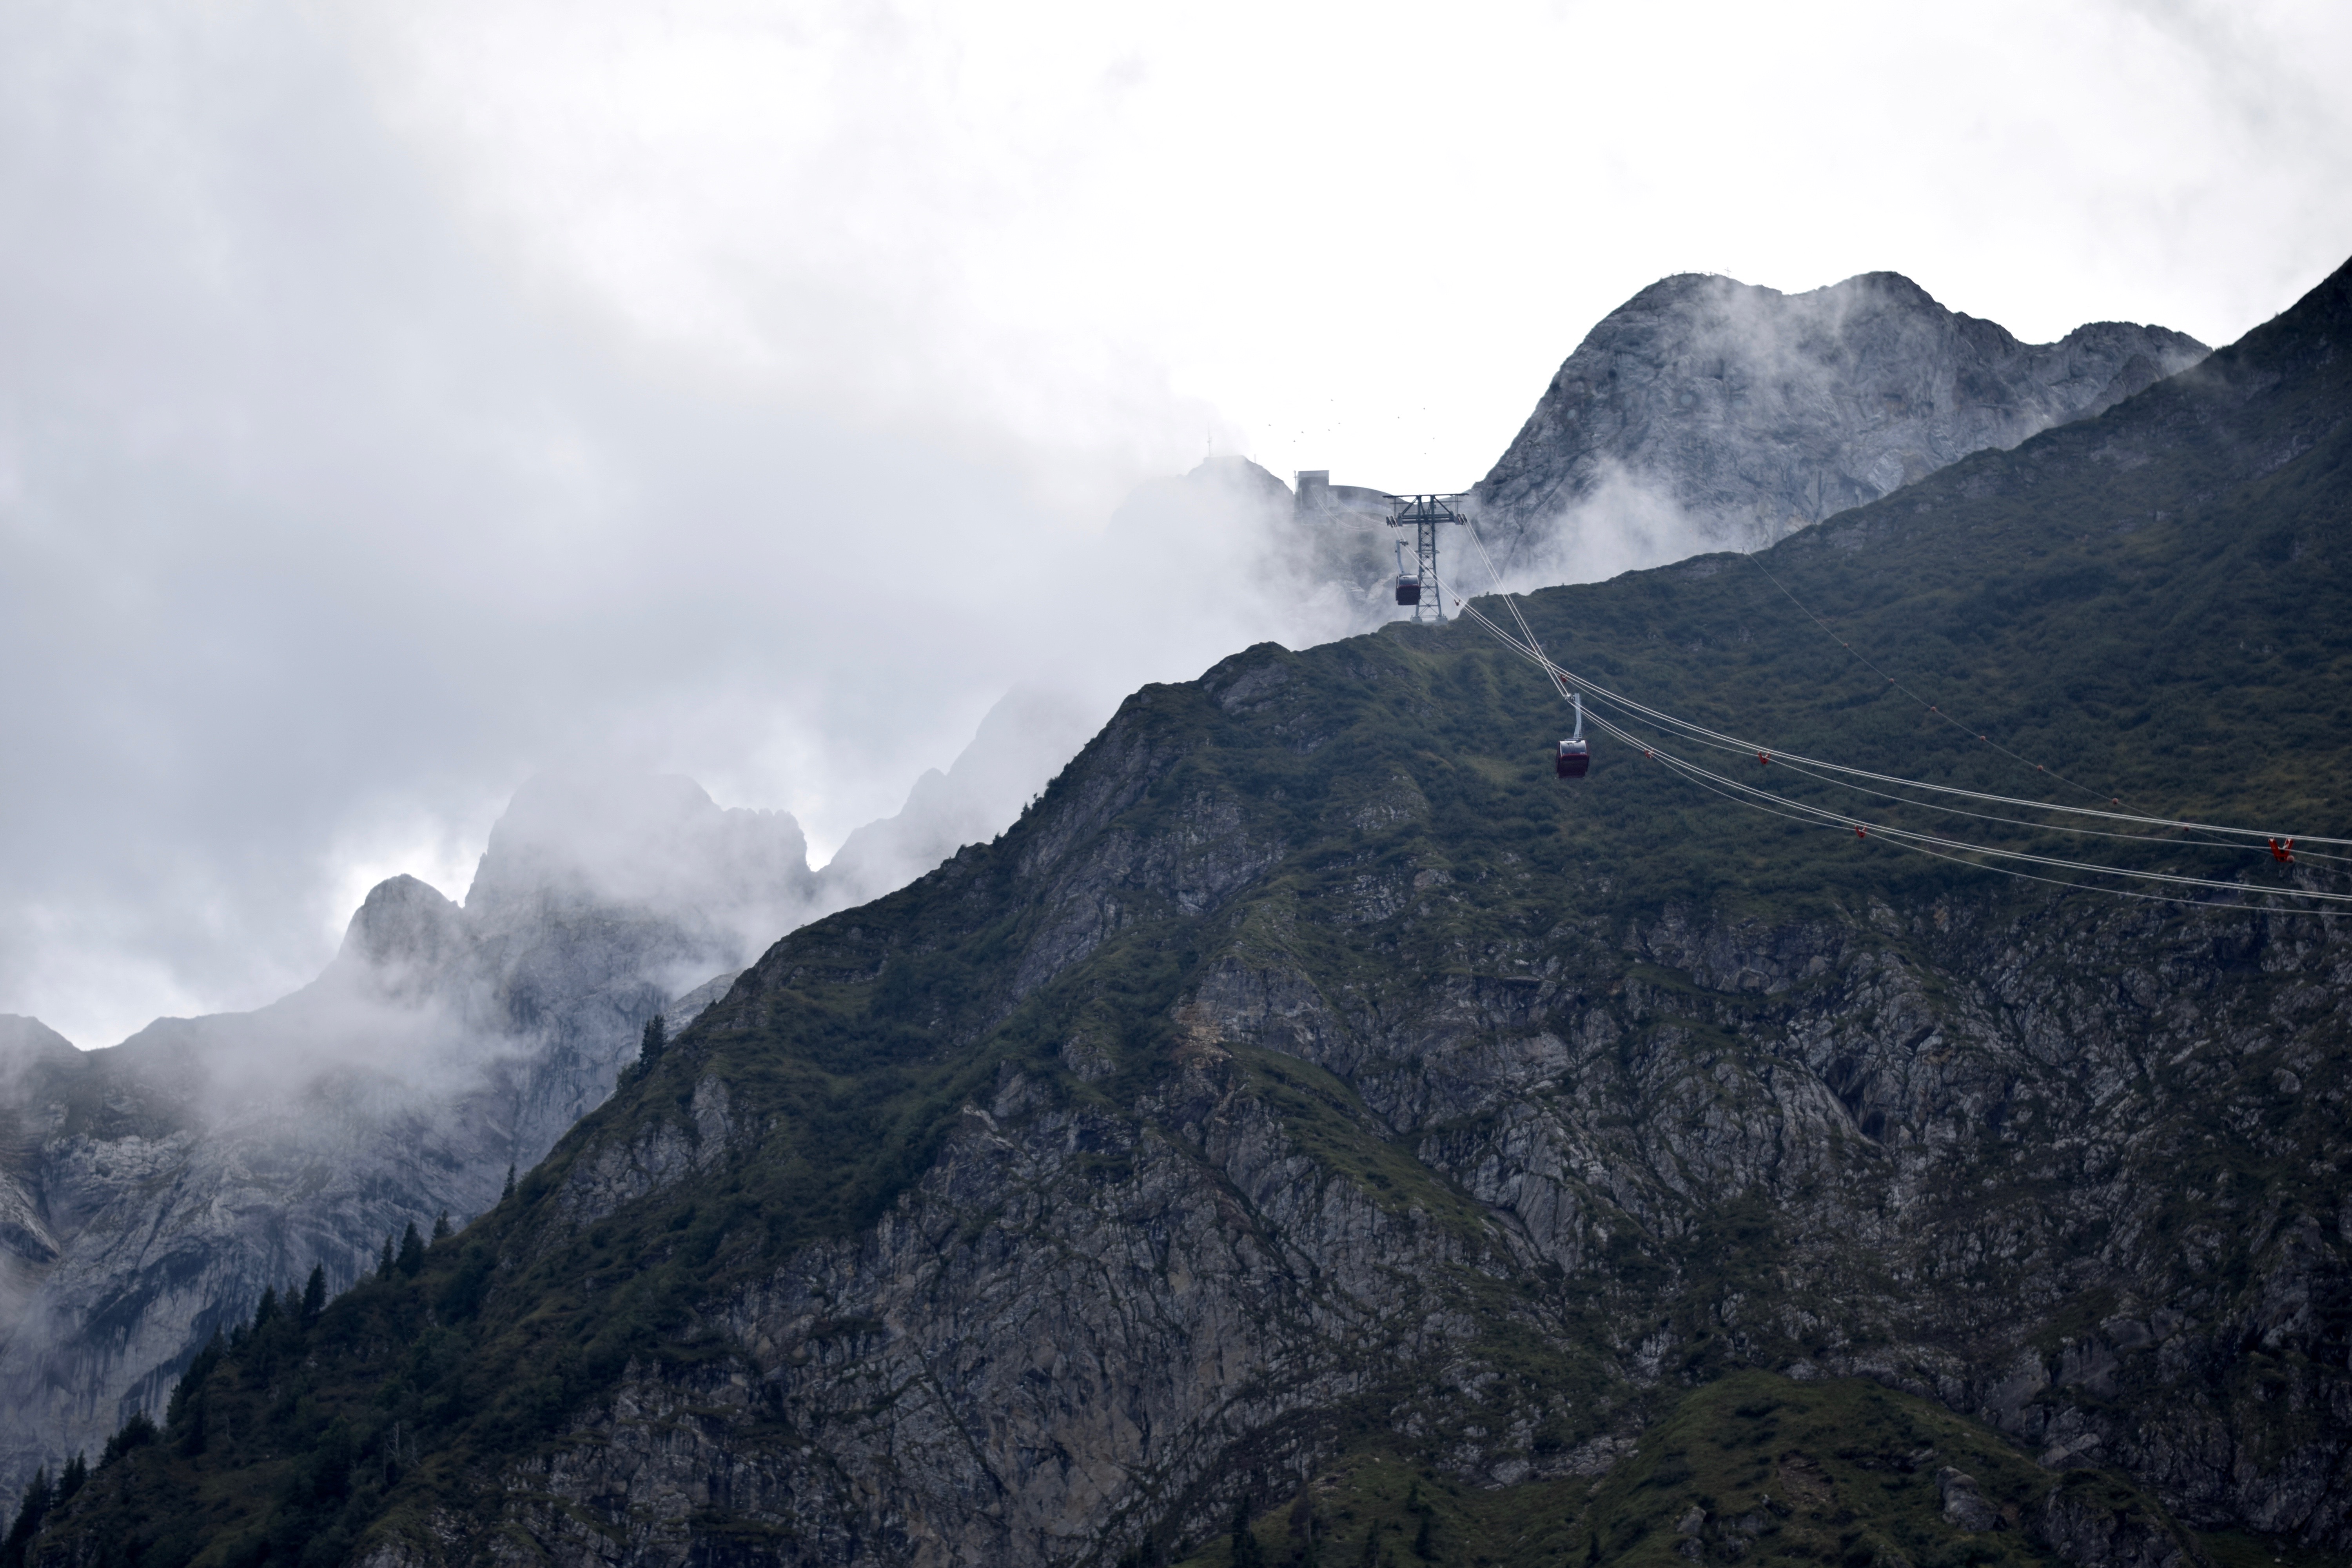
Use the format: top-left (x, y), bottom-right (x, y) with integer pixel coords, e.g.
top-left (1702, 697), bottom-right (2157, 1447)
top-left (4, 0), bottom-right (2350, 1049)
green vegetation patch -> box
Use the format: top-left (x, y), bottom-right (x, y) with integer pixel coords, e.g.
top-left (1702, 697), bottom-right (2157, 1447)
top-left (1580, 1372), bottom-right (2165, 1568)
top-left (1233, 1045), bottom-right (1492, 1243)
top-left (1171, 1452), bottom-right (1590, 1568)
top-left (1180, 1372), bottom-right (2199, 1568)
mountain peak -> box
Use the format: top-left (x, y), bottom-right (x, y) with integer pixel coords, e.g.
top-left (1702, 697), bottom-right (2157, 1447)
top-left (1622, 269), bottom-right (1951, 324)
top-left (1471, 269), bottom-right (2209, 577)
top-left (465, 770), bottom-right (814, 927)
top-left (338, 873), bottom-right (468, 975)
top-left (1180, 454), bottom-right (1292, 506)
top-left (0, 1014), bottom-right (80, 1069)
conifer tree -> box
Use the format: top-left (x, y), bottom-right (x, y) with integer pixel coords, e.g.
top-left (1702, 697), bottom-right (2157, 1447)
top-left (377, 1234), bottom-right (395, 1281)
top-left (1, 1466), bottom-right (50, 1568)
top-left (299, 1263), bottom-right (327, 1325)
top-left (250, 1285), bottom-right (279, 1331)
top-left (54, 1454), bottom-right (84, 1505)
top-left (98, 1413), bottom-right (156, 1467)
top-left (165, 1330), bottom-right (222, 1435)
top-left (502, 1163), bottom-right (517, 1201)
top-left (1228, 1498), bottom-right (1262, 1568)
top-left (397, 1221), bottom-right (425, 1277)
top-left (431, 1209), bottom-right (452, 1242)
top-left (639, 1013), bottom-right (667, 1073)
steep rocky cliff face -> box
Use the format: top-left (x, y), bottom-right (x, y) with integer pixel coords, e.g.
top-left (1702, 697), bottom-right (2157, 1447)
top-left (384, 849), bottom-right (2348, 1565)
top-left (33, 258), bottom-right (2351, 1567)
top-left (0, 706), bottom-right (1241, 1498)
top-left (0, 774), bottom-right (817, 1495)
top-left (1465, 271), bottom-right (2208, 579)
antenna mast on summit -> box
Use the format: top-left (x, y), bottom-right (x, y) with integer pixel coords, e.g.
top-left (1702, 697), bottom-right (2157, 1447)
top-left (1387, 494), bottom-right (1466, 624)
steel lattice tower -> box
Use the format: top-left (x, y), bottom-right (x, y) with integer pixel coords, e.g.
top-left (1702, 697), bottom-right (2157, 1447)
top-left (1387, 494), bottom-right (1466, 623)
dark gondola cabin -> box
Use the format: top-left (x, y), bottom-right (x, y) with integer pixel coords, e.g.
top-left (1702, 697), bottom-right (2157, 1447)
top-left (1395, 575), bottom-right (1423, 606)
top-left (1556, 691), bottom-right (1588, 777)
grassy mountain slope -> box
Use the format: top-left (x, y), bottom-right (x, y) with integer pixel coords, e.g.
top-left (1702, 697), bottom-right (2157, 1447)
top-left (24, 259), bottom-right (2352, 1568)
top-left (1183, 1370), bottom-right (2210, 1568)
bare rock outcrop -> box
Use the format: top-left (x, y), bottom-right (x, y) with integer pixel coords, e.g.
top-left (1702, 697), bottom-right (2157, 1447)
top-left (0, 773), bottom-right (811, 1494)
top-left (1468, 270), bottom-right (2207, 575)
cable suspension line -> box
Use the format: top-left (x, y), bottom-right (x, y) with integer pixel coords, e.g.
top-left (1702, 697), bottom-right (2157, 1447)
top-left (1733, 544), bottom-right (2115, 806)
top-left (1445, 524), bottom-right (2347, 850)
top-left (1432, 523), bottom-right (2346, 909)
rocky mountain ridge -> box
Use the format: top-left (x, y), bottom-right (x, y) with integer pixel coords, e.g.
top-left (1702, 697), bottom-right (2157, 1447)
top-left (29, 255), bottom-right (2352, 1565)
top-left (0, 676), bottom-right (1209, 1501)
top-left (1465, 270), bottom-right (2209, 579)
top-left (0, 773), bottom-right (817, 1494)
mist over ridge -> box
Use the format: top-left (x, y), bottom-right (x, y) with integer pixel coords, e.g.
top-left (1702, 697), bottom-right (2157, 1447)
top-left (0, 769), bottom-right (823, 1495)
top-left (0, 249), bottom-right (2225, 1055)
top-left (1467, 269), bottom-right (2209, 585)
top-left (22, 249), bottom-right (2352, 1564)
top-left (5, 5), bottom-right (2352, 1556)
top-left (0, 253), bottom-right (2246, 1508)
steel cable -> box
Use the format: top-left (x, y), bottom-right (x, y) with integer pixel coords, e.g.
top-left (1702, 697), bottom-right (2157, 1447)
top-left (1445, 523), bottom-right (2348, 851)
top-left (1433, 552), bottom-right (2348, 908)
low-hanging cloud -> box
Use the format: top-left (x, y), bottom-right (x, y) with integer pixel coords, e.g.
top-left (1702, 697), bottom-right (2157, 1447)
top-left (4, 0), bottom-right (2350, 1049)
top-left (1469, 270), bottom-right (2213, 592)
top-left (0, 4), bottom-right (1213, 1047)
top-left (1498, 462), bottom-right (1719, 592)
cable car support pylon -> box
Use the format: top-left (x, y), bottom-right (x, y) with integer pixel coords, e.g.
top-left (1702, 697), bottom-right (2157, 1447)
top-left (1387, 494), bottom-right (1465, 623)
